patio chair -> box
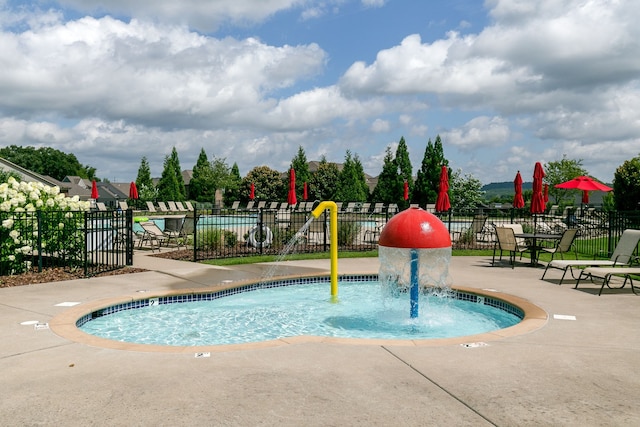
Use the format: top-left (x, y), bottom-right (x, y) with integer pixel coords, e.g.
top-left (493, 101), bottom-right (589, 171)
top-left (492, 226), bottom-right (531, 268)
top-left (157, 201), bottom-right (169, 212)
top-left (175, 201), bottom-right (188, 211)
top-left (96, 202), bottom-right (108, 211)
top-left (269, 201), bottom-right (279, 210)
top-left (167, 201), bottom-right (179, 211)
top-left (145, 201), bottom-right (157, 213)
top-left (540, 228), bottom-right (578, 262)
top-left (118, 201), bottom-right (129, 211)
top-left (245, 201), bottom-right (255, 211)
top-left (184, 201), bottom-right (195, 211)
top-left (541, 229), bottom-right (640, 285)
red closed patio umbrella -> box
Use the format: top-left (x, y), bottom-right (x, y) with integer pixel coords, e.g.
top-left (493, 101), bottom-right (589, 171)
top-left (530, 162), bottom-right (546, 214)
top-left (91, 180), bottom-right (99, 199)
top-left (249, 182), bottom-right (255, 200)
top-left (513, 171), bottom-right (525, 209)
top-left (303, 182), bottom-right (308, 201)
top-left (287, 168), bottom-right (297, 206)
top-left (403, 180), bottom-right (409, 201)
top-left (544, 183), bottom-right (549, 204)
top-left (129, 181), bottom-right (139, 200)
top-left (435, 165), bottom-right (450, 212)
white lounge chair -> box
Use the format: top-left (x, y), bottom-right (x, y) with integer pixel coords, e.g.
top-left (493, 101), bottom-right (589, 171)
top-left (541, 229), bottom-right (640, 285)
top-left (576, 266), bottom-right (640, 295)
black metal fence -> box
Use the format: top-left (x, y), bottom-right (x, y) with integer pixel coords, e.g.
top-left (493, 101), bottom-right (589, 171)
top-left (3, 203), bottom-right (638, 278)
top-left (189, 205), bottom-right (391, 261)
top-left (0, 209), bottom-right (133, 277)
top-left (171, 204), bottom-right (640, 261)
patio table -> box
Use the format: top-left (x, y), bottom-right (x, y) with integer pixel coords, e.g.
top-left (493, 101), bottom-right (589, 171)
top-left (515, 233), bottom-right (562, 266)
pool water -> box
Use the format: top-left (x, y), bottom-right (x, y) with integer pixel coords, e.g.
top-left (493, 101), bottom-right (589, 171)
top-left (79, 280), bottom-right (521, 346)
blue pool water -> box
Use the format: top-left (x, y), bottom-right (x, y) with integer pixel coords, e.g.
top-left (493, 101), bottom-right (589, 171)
top-left (79, 280), bottom-right (521, 346)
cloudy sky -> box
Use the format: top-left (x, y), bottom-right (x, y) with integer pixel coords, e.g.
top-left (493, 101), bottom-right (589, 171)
top-left (1, 0), bottom-right (638, 185)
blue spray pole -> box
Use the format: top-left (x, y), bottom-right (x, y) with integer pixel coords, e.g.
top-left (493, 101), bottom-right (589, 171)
top-left (410, 248), bottom-right (419, 318)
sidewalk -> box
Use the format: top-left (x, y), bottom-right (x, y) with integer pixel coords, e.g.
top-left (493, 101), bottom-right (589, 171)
top-left (1, 253), bottom-right (639, 426)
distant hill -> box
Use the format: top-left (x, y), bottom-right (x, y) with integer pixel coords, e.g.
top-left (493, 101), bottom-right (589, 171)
top-left (482, 181), bottom-right (532, 200)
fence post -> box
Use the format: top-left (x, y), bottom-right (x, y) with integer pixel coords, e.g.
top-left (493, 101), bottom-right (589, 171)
top-left (83, 211), bottom-right (89, 277)
top-left (192, 204), bottom-right (197, 262)
top-left (36, 211), bottom-right (43, 272)
top-left (126, 209), bottom-right (133, 265)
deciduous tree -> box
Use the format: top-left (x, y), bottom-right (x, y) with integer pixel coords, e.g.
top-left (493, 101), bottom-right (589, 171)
top-left (613, 155), bottom-right (640, 211)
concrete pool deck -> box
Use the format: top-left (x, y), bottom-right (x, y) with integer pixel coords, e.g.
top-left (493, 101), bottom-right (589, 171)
top-left (1, 253), bottom-right (639, 426)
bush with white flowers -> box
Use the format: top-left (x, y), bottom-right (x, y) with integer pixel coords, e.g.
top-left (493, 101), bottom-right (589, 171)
top-left (1, 177), bottom-right (91, 275)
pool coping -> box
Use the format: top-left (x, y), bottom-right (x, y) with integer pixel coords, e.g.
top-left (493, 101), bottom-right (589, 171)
top-left (49, 273), bottom-right (548, 353)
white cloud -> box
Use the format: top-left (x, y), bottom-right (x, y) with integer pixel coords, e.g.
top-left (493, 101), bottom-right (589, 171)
top-left (0, 16), bottom-right (327, 130)
top-left (370, 118), bottom-right (389, 133)
top-left (442, 116), bottom-right (511, 150)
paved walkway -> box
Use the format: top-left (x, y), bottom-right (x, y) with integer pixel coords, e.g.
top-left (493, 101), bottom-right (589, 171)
top-left (1, 252), bottom-right (639, 426)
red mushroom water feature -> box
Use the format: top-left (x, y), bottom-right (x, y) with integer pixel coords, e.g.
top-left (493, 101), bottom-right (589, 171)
top-left (378, 207), bottom-right (452, 318)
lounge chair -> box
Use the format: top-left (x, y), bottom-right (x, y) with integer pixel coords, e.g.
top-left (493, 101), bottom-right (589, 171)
top-left (245, 201), bottom-right (255, 211)
top-left (184, 201), bottom-right (195, 211)
top-left (575, 266), bottom-right (640, 295)
top-left (492, 226), bottom-right (531, 268)
top-left (118, 201), bottom-right (129, 211)
top-left (175, 201), bottom-right (187, 211)
top-left (541, 229), bottom-right (640, 285)
top-left (268, 202), bottom-right (279, 210)
top-left (157, 201), bottom-right (169, 212)
top-left (167, 201), bottom-right (179, 211)
top-left (257, 201), bottom-right (266, 210)
top-left (96, 202), bottom-right (108, 211)
top-left (145, 201), bottom-right (157, 213)
top-left (138, 221), bottom-right (169, 251)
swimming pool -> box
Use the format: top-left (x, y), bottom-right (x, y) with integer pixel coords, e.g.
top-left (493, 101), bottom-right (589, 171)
top-left (76, 275), bottom-right (523, 347)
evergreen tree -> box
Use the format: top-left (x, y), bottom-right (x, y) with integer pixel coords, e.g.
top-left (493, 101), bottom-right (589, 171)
top-left (188, 148), bottom-right (214, 202)
top-left (156, 148), bottom-right (185, 201)
top-left (336, 150), bottom-right (368, 202)
top-left (224, 163), bottom-right (243, 205)
top-left (353, 153), bottom-right (370, 201)
top-left (309, 156), bottom-right (340, 201)
top-left (290, 146), bottom-right (311, 197)
top-left (395, 137), bottom-right (413, 209)
top-left (135, 156), bottom-right (156, 202)
top-left (169, 147), bottom-right (186, 201)
top-left (414, 135), bottom-right (448, 206)
top-left (371, 146), bottom-right (401, 204)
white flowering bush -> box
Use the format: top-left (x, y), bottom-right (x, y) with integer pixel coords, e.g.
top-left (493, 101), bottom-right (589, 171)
top-left (0, 177), bottom-right (91, 275)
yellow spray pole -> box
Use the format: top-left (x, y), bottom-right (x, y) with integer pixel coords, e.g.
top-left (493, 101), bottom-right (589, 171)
top-left (311, 201), bottom-right (338, 302)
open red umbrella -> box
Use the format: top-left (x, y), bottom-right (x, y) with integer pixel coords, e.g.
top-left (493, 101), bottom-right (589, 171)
top-left (530, 162), bottom-right (546, 214)
top-left (287, 168), bottom-right (297, 206)
top-left (91, 180), bottom-right (99, 199)
top-left (249, 182), bottom-right (255, 200)
top-left (129, 181), bottom-right (139, 200)
top-left (435, 165), bottom-right (450, 212)
top-left (403, 180), bottom-right (409, 201)
top-left (513, 171), bottom-right (525, 209)
top-left (555, 176), bottom-right (612, 206)
top-left (555, 176), bottom-right (613, 192)
top-left (303, 182), bottom-right (308, 201)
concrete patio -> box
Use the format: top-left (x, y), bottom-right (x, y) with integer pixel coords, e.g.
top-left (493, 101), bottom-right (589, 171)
top-left (1, 253), bottom-right (639, 426)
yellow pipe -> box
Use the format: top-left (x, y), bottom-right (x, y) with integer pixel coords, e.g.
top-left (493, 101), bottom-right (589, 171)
top-left (311, 201), bottom-right (338, 302)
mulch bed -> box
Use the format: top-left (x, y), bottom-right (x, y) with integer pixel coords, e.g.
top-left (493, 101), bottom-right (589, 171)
top-left (0, 266), bottom-right (149, 288)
